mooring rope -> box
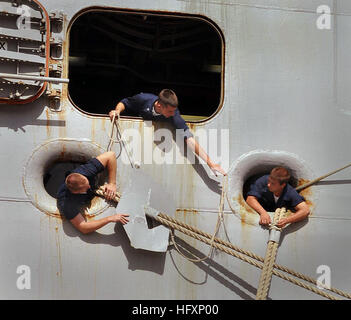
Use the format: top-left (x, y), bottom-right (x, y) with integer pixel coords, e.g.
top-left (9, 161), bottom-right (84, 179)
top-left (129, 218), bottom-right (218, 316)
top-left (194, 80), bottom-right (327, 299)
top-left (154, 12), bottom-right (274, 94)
top-left (296, 162), bottom-right (351, 191)
top-left (101, 117), bottom-right (351, 300)
top-left (148, 210), bottom-right (342, 300)
top-left (106, 115), bottom-right (226, 263)
top-left (96, 183), bottom-right (351, 300)
top-left (256, 208), bottom-right (285, 300)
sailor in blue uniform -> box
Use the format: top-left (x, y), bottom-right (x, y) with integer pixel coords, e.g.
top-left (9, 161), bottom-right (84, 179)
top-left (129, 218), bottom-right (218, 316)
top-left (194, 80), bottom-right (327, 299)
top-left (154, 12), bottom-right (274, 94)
top-left (57, 151), bottom-right (129, 234)
top-left (246, 167), bottom-right (310, 228)
top-left (109, 89), bottom-right (226, 176)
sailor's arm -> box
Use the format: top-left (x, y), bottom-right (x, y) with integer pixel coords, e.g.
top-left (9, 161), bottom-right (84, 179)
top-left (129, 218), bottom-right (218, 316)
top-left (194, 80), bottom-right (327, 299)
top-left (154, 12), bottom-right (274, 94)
top-left (96, 151), bottom-right (117, 200)
top-left (276, 201), bottom-right (310, 228)
top-left (70, 212), bottom-right (129, 235)
top-left (109, 102), bottom-right (126, 120)
top-left (246, 195), bottom-right (272, 225)
top-left (185, 136), bottom-right (226, 176)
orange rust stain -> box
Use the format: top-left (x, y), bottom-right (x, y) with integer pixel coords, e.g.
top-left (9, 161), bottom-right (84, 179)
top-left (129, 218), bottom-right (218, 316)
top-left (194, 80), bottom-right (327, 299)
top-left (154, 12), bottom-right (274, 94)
top-left (60, 33), bottom-right (68, 99)
top-left (187, 122), bottom-right (195, 131)
top-left (298, 180), bottom-right (312, 197)
top-left (61, 80), bottom-right (68, 99)
top-left (58, 144), bottom-right (67, 161)
top-left (304, 199), bottom-right (314, 208)
top-left (237, 194), bottom-right (255, 214)
top-left (297, 178), bottom-right (314, 214)
top-left (57, 108), bottom-right (67, 138)
top-left (236, 194), bottom-right (259, 226)
top-left (176, 208), bottom-right (199, 214)
top-left (46, 108), bottom-right (51, 137)
top-left (54, 219), bottom-right (63, 279)
top-left (53, 212), bottom-right (63, 220)
top-left (297, 178), bottom-right (310, 188)
top-left (44, 208), bottom-right (64, 220)
top-left (101, 118), bottom-right (106, 133)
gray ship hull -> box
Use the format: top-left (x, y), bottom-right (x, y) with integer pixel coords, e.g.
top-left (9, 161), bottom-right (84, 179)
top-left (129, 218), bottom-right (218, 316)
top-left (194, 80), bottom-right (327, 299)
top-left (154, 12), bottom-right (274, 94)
top-left (0, 0), bottom-right (350, 300)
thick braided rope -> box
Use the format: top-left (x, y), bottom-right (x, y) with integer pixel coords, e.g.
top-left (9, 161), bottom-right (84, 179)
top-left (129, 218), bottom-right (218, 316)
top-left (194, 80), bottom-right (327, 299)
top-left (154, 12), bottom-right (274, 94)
top-left (256, 208), bottom-right (285, 300)
top-left (271, 263), bottom-right (351, 299)
top-left (154, 214), bottom-right (340, 300)
top-left (103, 121), bottom-right (351, 298)
top-left (95, 186), bottom-right (121, 203)
top-left (161, 210), bottom-right (351, 299)
top-left (224, 196), bottom-right (351, 299)
top-left (270, 266), bottom-right (339, 300)
top-left (256, 242), bottom-right (279, 300)
top-left (96, 186), bottom-right (350, 299)
top-left (96, 190), bottom-right (351, 299)
top-left (170, 229), bottom-right (214, 262)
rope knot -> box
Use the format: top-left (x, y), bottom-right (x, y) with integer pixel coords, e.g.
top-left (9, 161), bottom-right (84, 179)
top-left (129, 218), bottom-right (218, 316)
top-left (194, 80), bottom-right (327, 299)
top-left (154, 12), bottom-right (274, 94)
top-left (269, 224), bottom-right (282, 232)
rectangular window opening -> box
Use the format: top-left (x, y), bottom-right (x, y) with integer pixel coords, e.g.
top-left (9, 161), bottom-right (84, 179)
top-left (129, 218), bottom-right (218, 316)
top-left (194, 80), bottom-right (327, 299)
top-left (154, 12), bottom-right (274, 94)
top-left (68, 9), bottom-right (224, 121)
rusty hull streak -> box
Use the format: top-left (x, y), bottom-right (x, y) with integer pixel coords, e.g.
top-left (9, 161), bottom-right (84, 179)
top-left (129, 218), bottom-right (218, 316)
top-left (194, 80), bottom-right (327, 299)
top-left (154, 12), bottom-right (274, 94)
top-left (236, 194), bottom-right (258, 226)
top-left (176, 208), bottom-right (199, 214)
top-left (46, 108), bottom-right (51, 137)
top-left (58, 143), bottom-right (67, 161)
top-left (175, 208), bottom-right (199, 240)
top-left (54, 219), bottom-right (63, 279)
top-left (297, 178), bottom-right (315, 214)
top-left (187, 122), bottom-right (196, 131)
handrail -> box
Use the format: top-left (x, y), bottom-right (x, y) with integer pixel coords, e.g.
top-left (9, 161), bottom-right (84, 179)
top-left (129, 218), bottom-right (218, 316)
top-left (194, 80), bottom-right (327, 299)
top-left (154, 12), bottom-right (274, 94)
top-left (0, 72), bottom-right (69, 84)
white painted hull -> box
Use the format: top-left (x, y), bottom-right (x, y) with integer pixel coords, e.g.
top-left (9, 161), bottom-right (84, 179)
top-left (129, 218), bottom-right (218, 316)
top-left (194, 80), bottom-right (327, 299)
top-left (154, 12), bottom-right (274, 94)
top-left (1, 0), bottom-right (350, 300)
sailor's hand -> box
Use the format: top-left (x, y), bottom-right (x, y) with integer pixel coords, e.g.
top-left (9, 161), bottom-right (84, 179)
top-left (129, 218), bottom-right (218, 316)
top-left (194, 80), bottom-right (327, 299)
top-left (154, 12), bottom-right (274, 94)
top-left (109, 110), bottom-right (120, 121)
top-left (104, 183), bottom-right (117, 201)
top-left (276, 218), bottom-right (290, 228)
top-left (109, 214), bottom-right (129, 225)
top-left (259, 212), bottom-right (271, 225)
top-left (209, 163), bottom-right (226, 176)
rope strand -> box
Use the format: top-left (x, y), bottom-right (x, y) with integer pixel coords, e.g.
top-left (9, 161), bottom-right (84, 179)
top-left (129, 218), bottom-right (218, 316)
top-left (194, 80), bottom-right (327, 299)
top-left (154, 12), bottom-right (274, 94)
top-left (96, 182), bottom-right (351, 300)
top-left (102, 119), bottom-right (351, 300)
top-left (256, 208), bottom-right (285, 300)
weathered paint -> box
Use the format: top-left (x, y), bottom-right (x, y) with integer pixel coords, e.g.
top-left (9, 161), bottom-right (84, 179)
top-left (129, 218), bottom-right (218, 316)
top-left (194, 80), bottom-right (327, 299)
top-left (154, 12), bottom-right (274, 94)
top-left (1, 0), bottom-right (351, 300)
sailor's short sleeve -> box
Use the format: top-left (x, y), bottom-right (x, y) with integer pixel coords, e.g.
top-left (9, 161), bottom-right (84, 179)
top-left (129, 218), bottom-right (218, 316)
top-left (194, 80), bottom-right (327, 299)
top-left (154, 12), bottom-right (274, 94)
top-left (120, 95), bottom-right (138, 113)
top-left (289, 190), bottom-right (305, 208)
top-left (73, 158), bottom-right (104, 179)
top-left (247, 175), bottom-right (268, 199)
top-left (120, 93), bottom-right (151, 114)
top-left (170, 109), bottom-right (193, 140)
top-left (61, 202), bottom-right (80, 220)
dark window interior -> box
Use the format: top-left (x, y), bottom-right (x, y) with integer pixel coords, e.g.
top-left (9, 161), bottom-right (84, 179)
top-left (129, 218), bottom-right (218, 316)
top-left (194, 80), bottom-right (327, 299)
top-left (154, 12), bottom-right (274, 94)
top-left (68, 11), bottom-right (223, 120)
top-left (44, 161), bottom-right (84, 198)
